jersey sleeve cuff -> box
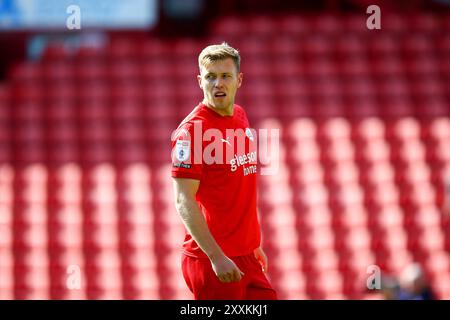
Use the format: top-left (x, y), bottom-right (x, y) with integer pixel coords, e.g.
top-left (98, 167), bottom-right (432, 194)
top-left (171, 171), bottom-right (202, 180)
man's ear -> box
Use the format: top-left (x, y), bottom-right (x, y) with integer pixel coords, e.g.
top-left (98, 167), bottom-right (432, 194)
top-left (237, 72), bottom-right (243, 88)
top-left (197, 74), bottom-right (203, 89)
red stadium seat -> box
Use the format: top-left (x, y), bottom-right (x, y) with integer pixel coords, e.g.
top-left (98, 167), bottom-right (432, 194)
top-left (332, 204), bottom-right (368, 230)
top-left (390, 117), bottom-right (421, 141)
top-left (318, 118), bottom-right (352, 141)
top-left (292, 162), bottom-right (324, 187)
top-left (368, 204), bottom-right (404, 230)
top-left (212, 16), bottom-right (247, 37)
top-left (270, 225), bottom-right (300, 251)
top-left (353, 117), bottom-right (385, 141)
top-left (335, 226), bottom-right (372, 253)
top-left (289, 140), bottom-right (321, 165)
top-left (431, 274), bottom-right (450, 300)
top-left (277, 15), bottom-right (310, 36)
top-left (329, 181), bottom-right (365, 210)
top-left (276, 270), bottom-right (307, 300)
top-left (335, 35), bottom-right (365, 56)
top-left (0, 220), bottom-right (12, 249)
top-left (325, 161), bottom-right (360, 187)
top-left (287, 118), bottom-right (317, 141)
top-left (302, 226), bottom-right (336, 253)
top-left (357, 140), bottom-right (391, 164)
top-left (426, 251), bottom-right (450, 276)
top-left (0, 264), bottom-right (14, 299)
top-left (246, 15), bottom-right (277, 36)
top-left (303, 36), bottom-right (332, 58)
top-left (321, 139), bottom-right (355, 163)
top-left (12, 101), bottom-right (43, 121)
top-left (400, 162), bottom-right (432, 186)
top-left (296, 182), bottom-right (329, 208)
top-left (359, 161), bottom-right (394, 188)
top-left (84, 223), bottom-right (119, 249)
top-left (108, 38), bottom-right (137, 59)
top-left (427, 117), bottom-right (450, 141)
top-left (49, 222), bottom-right (83, 248)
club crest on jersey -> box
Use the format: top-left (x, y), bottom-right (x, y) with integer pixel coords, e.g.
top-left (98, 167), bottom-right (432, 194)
top-left (245, 128), bottom-right (254, 141)
top-left (175, 140), bottom-right (190, 161)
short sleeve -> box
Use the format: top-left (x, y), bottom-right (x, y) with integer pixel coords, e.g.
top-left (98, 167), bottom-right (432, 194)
top-left (171, 122), bottom-right (203, 180)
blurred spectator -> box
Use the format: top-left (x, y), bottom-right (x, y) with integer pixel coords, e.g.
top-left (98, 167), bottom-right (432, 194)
top-left (162, 0), bottom-right (205, 20)
top-left (397, 263), bottom-right (435, 300)
top-left (380, 275), bottom-right (401, 300)
top-left (159, 0), bottom-right (207, 36)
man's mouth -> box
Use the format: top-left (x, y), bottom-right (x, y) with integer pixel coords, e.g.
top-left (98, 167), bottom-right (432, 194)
top-left (214, 92), bottom-right (226, 98)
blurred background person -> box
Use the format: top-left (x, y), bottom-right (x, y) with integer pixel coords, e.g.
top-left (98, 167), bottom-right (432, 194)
top-left (379, 275), bottom-right (401, 300)
top-left (398, 263), bottom-right (435, 300)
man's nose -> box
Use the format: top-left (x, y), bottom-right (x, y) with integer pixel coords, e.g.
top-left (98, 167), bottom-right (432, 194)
top-left (214, 77), bottom-right (224, 88)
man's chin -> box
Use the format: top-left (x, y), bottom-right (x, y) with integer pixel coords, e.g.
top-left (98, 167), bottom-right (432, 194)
top-left (213, 103), bottom-right (227, 109)
top-left (212, 99), bottom-right (231, 109)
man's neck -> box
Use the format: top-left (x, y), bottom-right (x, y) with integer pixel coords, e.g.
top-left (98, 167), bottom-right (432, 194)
top-left (203, 100), bottom-right (234, 117)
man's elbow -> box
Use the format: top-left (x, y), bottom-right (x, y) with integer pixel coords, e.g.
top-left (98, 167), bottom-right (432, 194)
top-left (174, 192), bottom-right (194, 213)
top-left (174, 192), bottom-right (185, 211)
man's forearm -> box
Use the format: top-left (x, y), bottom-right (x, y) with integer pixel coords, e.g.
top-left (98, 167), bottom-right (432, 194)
top-left (175, 196), bottom-right (225, 261)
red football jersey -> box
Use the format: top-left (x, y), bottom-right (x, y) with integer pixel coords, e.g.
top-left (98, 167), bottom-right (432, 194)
top-left (171, 103), bottom-right (261, 258)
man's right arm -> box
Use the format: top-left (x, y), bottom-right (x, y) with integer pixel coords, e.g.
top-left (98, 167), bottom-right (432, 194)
top-left (172, 177), bottom-right (244, 283)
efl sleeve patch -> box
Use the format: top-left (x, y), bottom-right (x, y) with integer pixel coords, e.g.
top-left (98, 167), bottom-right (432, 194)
top-left (175, 140), bottom-right (191, 162)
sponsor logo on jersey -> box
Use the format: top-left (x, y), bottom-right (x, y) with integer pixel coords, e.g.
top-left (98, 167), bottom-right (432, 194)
top-left (230, 151), bottom-right (257, 176)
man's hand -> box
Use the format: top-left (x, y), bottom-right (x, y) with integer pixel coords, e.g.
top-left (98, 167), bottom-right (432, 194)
top-left (210, 255), bottom-right (244, 283)
top-left (254, 246), bottom-right (268, 273)
top-left (174, 178), bottom-right (243, 283)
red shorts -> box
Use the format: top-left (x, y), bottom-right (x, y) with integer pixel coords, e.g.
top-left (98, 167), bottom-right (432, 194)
top-left (181, 253), bottom-right (278, 300)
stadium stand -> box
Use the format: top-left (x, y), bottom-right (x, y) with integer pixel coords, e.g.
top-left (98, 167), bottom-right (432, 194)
top-left (0, 12), bottom-right (449, 299)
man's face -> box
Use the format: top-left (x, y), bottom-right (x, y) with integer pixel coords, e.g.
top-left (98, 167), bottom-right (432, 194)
top-left (198, 58), bottom-right (243, 112)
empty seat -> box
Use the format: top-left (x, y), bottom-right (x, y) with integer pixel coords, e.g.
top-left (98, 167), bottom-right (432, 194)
top-left (357, 140), bottom-right (391, 164)
top-left (368, 204), bottom-right (404, 230)
top-left (329, 181), bottom-right (365, 209)
top-left (366, 181), bottom-right (400, 208)
top-left (333, 204), bottom-right (368, 230)
top-left (296, 182), bottom-right (329, 208)
top-left (325, 161), bottom-right (360, 186)
top-left (353, 117), bottom-right (385, 141)
top-left (335, 226), bottom-right (372, 253)
top-left (287, 118), bottom-right (317, 141)
top-left (293, 162), bottom-right (324, 186)
top-left (318, 118), bottom-right (352, 141)
top-left (277, 15), bottom-right (310, 36)
top-left (275, 270), bottom-right (307, 300)
top-left (212, 16), bottom-right (247, 37)
top-left (321, 139), bottom-right (355, 163)
top-left (299, 205), bottom-right (332, 230)
top-left (427, 117), bottom-right (450, 141)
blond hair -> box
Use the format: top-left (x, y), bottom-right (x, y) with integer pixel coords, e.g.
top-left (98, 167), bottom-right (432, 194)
top-left (198, 42), bottom-right (240, 72)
